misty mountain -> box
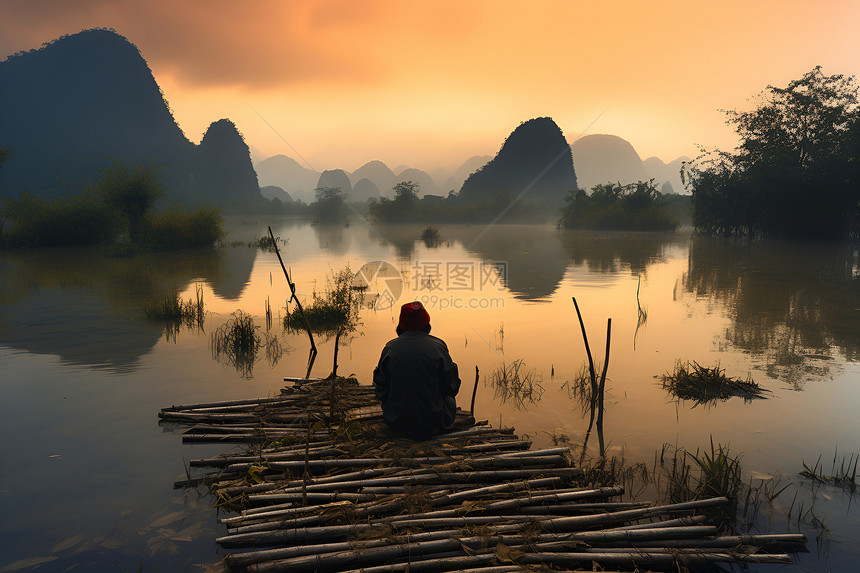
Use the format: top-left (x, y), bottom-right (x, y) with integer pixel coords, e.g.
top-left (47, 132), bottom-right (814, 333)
top-left (570, 134), bottom-right (647, 191)
top-left (316, 169), bottom-right (353, 197)
top-left (260, 185), bottom-right (292, 202)
top-left (0, 29), bottom-right (260, 206)
top-left (255, 154), bottom-right (318, 202)
top-left (352, 178), bottom-right (381, 202)
top-left (348, 160), bottom-right (398, 196)
top-left (397, 168), bottom-right (440, 197)
top-left (459, 117), bottom-right (577, 207)
top-left (643, 156), bottom-right (690, 195)
top-left (445, 155), bottom-right (492, 193)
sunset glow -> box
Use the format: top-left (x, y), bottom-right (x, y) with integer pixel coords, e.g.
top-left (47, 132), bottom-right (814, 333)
top-left (4, 0), bottom-right (859, 171)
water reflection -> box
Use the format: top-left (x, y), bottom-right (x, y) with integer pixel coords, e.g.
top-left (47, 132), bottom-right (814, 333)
top-left (682, 237), bottom-right (860, 389)
top-left (561, 230), bottom-right (687, 275)
top-left (0, 246), bottom-right (255, 370)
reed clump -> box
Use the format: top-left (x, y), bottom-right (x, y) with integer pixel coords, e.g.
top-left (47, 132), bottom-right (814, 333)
top-left (660, 360), bottom-right (769, 406)
top-left (658, 439), bottom-right (742, 530)
top-left (420, 226), bottom-right (441, 247)
top-left (211, 310), bottom-right (282, 379)
top-left (800, 450), bottom-right (858, 493)
top-left (144, 284), bottom-right (206, 329)
top-left (283, 266), bottom-right (364, 335)
top-left (486, 358), bottom-right (543, 410)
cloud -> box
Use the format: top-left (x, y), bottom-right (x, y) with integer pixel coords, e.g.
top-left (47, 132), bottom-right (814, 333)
top-left (0, 0), bottom-right (390, 89)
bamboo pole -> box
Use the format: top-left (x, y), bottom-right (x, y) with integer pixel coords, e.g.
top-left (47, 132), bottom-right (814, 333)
top-left (268, 225), bottom-right (317, 378)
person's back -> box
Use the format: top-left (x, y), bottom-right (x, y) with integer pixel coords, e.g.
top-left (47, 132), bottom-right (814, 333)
top-left (373, 302), bottom-right (460, 440)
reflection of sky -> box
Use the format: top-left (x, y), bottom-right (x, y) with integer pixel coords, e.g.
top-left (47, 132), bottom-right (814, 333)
top-left (2, 219), bottom-right (859, 571)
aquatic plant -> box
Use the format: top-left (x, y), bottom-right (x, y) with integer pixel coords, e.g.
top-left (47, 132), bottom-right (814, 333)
top-left (248, 233), bottom-right (286, 252)
top-left (211, 310), bottom-right (282, 379)
top-left (486, 358), bottom-right (543, 410)
top-left (284, 266), bottom-right (364, 336)
top-left (800, 450), bottom-right (858, 494)
top-left (144, 283), bottom-right (205, 330)
top-left (420, 226), bottom-right (441, 247)
top-left (660, 360), bottom-right (769, 406)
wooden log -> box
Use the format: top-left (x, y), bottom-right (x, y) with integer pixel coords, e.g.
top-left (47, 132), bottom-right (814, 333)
top-left (475, 486), bottom-right (623, 512)
top-left (519, 552), bottom-right (792, 567)
top-left (216, 523), bottom-right (383, 548)
top-left (624, 533), bottom-right (808, 549)
top-left (431, 476), bottom-right (564, 505)
top-left (221, 500), bottom-right (353, 526)
top-left (516, 501), bottom-right (651, 514)
top-left (531, 497), bottom-right (729, 533)
top-left (246, 491), bottom-right (375, 507)
top-left (330, 553), bottom-right (501, 573)
top-left (248, 535), bottom-right (517, 573)
top-left (161, 395), bottom-right (301, 412)
top-left (606, 514), bottom-right (709, 530)
top-left (246, 468), bottom-right (582, 502)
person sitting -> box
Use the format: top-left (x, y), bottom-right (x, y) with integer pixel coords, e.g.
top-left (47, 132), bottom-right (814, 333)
top-left (373, 301), bottom-right (461, 440)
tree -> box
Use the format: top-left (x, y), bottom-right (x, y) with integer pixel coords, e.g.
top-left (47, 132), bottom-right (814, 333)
top-left (312, 186), bottom-right (347, 223)
top-left (393, 180), bottom-right (420, 204)
top-left (98, 160), bottom-right (163, 242)
top-left (559, 180), bottom-right (676, 231)
top-left (683, 67), bottom-right (860, 239)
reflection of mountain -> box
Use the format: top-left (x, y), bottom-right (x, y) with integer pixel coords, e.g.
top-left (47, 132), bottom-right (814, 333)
top-left (367, 225), bottom-right (684, 301)
top-left (0, 247), bottom-right (255, 370)
top-left (0, 30), bottom-right (260, 206)
top-left (560, 230), bottom-right (686, 275)
top-left (460, 226), bottom-right (568, 300)
top-left (682, 237), bottom-right (859, 389)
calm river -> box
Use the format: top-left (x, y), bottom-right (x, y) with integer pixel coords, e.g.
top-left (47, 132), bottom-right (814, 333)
top-left (1, 217), bottom-right (858, 572)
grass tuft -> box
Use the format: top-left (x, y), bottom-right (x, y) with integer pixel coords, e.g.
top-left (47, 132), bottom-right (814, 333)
top-left (660, 360), bottom-right (769, 406)
top-left (486, 358), bottom-right (543, 410)
top-left (211, 310), bottom-right (282, 379)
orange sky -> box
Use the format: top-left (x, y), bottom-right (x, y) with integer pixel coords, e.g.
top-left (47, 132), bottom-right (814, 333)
top-left (3, 0), bottom-right (860, 172)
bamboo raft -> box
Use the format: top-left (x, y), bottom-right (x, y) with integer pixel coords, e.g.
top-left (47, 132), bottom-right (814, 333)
top-left (161, 377), bottom-right (807, 572)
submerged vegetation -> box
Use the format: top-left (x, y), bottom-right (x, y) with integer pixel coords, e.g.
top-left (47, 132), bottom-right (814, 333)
top-left (486, 358), bottom-right (544, 410)
top-left (145, 284), bottom-right (206, 327)
top-left (211, 310), bottom-right (283, 379)
top-left (420, 225), bottom-right (441, 247)
top-left (661, 360), bottom-right (770, 406)
top-left (800, 450), bottom-right (858, 493)
top-left (0, 161), bottom-right (224, 249)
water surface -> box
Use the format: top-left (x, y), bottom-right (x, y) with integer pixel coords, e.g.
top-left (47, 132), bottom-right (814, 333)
top-left (1, 218), bottom-right (858, 571)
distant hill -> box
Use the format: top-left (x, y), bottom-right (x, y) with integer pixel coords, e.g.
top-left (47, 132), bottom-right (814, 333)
top-left (349, 160), bottom-right (397, 197)
top-left (352, 178), bottom-right (380, 202)
top-left (0, 29), bottom-right (260, 206)
top-left (255, 154), bottom-right (318, 203)
top-left (643, 156), bottom-right (691, 195)
top-left (316, 169), bottom-right (353, 197)
top-left (570, 134), bottom-right (647, 191)
top-left (446, 155), bottom-right (492, 193)
top-left (260, 185), bottom-right (292, 202)
top-left (397, 168), bottom-right (439, 197)
top-left (459, 117), bottom-right (577, 207)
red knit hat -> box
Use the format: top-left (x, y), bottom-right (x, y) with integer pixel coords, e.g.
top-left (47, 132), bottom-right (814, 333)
top-left (397, 301), bottom-right (430, 331)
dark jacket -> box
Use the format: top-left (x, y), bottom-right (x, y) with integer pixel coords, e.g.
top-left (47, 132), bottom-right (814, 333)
top-left (373, 330), bottom-right (461, 440)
